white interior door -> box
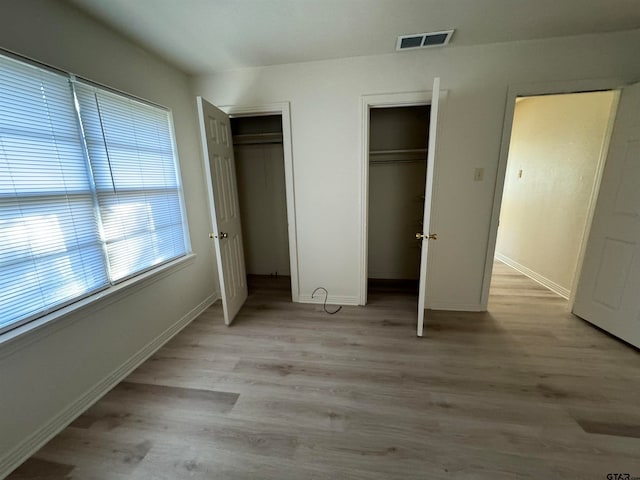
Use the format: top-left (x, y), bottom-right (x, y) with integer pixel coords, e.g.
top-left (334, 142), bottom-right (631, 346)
top-left (417, 77), bottom-right (441, 337)
top-left (573, 82), bottom-right (640, 348)
top-left (197, 97), bottom-right (248, 325)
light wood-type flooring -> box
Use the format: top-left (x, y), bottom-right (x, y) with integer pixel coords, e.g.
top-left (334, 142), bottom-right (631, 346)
top-left (7, 263), bottom-right (640, 479)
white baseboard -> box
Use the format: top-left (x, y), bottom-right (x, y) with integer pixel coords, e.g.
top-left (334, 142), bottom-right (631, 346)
top-left (298, 295), bottom-right (481, 311)
top-left (298, 294), bottom-right (359, 306)
top-left (495, 253), bottom-right (570, 299)
top-left (427, 302), bottom-right (485, 312)
top-left (0, 292), bottom-right (218, 480)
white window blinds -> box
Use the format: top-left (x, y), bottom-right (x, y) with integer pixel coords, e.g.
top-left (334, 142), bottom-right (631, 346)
top-left (0, 55), bottom-right (108, 333)
top-left (0, 52), bottom-right (189, 334)
top-left (74, 84), bottom-right (188, 282)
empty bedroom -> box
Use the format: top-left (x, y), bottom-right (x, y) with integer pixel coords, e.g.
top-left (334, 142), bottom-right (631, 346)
top-left (1, 1), bottom-right (639, 479)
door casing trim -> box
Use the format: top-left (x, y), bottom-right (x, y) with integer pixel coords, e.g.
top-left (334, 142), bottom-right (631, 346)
top-left (219, 102), bottom-right (300, 303)
top-left (481, 78), bottom-right (624, 310)
top-left (359, 90), bottom-right (445, 306)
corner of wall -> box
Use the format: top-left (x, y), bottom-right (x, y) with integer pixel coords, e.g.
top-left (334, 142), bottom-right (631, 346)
top-left (0, 292), bottom-right (218, 479)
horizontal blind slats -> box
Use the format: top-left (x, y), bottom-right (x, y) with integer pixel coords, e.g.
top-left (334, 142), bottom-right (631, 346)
top-left (0, 54), bottom-right (109, 331)
top-left (76, 82), bottom-right (187, 284)
top-left (0, 53), bottom-right (188, 334)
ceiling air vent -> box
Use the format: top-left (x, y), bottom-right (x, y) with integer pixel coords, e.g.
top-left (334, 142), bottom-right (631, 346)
top-left (396, 30), bottom-right (454, 51)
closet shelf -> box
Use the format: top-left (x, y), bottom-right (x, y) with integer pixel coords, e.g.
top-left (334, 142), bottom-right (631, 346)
top-left (369, 148), bottom-right (427, 164)
top-left (232, 132), bottom-right (283, 145)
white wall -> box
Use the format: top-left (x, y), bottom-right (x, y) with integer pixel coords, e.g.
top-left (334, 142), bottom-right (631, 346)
top-left (193, 29), bottom-right (640, 309)
top-left (0, 0), bottom-right (217, 475)
top-left (496, 92), bottom-right (616, 296)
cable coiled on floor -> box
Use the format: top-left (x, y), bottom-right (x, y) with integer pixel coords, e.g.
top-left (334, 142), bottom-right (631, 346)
top-left (311, 287), bottom-right (342, 315)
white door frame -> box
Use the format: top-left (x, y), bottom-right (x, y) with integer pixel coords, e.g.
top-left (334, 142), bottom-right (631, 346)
top-left (480, 78), bottom-right (624, 310)
top-left (219, 102), bottom-right (300, 303)
top-left (359, 90), bottom-right (444, 306)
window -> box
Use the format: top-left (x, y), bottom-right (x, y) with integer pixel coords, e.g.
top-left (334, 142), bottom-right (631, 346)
top-left (0, 52), bottom-right (189, 335)
top-left (74, 84), bottom-right (188, 282)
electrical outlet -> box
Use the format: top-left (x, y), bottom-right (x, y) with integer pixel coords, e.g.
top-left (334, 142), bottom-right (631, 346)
top-left (474, 168), bottom-right (484, 182)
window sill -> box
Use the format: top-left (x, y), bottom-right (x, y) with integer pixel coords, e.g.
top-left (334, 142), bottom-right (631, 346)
top-left (0, 253), bottom-right (197, 358)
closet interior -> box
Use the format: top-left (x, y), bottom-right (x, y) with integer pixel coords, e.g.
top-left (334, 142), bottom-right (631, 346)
top-left (367, 105), bottom-right (430, 295)
top-left (230, 115), bottom-right (291, 294)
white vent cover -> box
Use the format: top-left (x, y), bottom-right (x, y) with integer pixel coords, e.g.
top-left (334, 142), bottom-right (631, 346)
top-left (396, 30), bottom-right (454, 51)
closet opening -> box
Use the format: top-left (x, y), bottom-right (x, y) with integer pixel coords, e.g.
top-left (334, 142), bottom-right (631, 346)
top-left (230, 114), bottom-right (291, 298)
top-left (367, 105), bottom-right (430, 302)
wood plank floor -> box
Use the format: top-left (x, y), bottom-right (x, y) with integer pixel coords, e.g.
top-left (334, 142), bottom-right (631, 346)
top-left (7, 263), bottom-right (640, 479)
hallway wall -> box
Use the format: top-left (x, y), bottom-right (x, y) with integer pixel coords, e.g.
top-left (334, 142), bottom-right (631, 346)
top-left (495, 91), bottom-right (617, 296)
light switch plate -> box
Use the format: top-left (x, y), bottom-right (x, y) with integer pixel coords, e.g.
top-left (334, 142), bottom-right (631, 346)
top-left (474, 167), bottom-right (484, 182)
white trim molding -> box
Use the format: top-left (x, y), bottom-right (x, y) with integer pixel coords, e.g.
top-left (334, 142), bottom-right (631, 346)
top-left (0, 253), bottom-right (197, 357)
top-left (495, 254), bottom-right (570, 299)
top-left (219, 102), bottom-right (300, 304)
top-left (427, 303), bottom-right (484, 312)
top-left (480, 77), bottom-right (627, 311)
top-left (359, 90), bottom-right (448, 307)
top-left (298, 294), bottom-right (359, 306)
top-left (0, 293), bottom-right (218, 479)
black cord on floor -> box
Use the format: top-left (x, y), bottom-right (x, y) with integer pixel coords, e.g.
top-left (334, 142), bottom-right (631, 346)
top-left (311, 287), bottom-right (342, 315)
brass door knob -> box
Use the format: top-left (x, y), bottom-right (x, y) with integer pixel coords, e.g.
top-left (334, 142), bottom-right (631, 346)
top-left (209, 232), bottom-right (228, 239)
top-left (416, 232), bottom-right (437, 240)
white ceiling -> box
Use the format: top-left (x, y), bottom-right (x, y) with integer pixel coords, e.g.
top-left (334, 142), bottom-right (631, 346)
top-left (67, 0), bottom-right (640, 75)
